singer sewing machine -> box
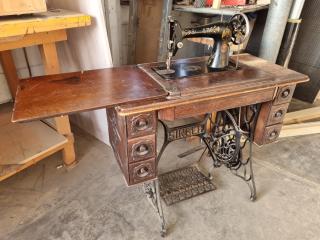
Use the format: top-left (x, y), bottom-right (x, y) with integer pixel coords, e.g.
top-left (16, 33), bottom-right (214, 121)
top-left (11, 14), bottom-right (309, 237)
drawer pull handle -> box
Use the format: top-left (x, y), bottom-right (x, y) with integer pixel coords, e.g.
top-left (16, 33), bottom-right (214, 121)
top-left (136, 166), bottom-right (149, 178)
top-left (135, 144), bottom-right (149, 156)
top-left (281, 89), bottom-right (290, 98)
top-left (274, 110), bottom-right (283, 118)
top-left (269, 130), bottom-right (278, 140)
top-left (135, 118), bottom-right (149, 131)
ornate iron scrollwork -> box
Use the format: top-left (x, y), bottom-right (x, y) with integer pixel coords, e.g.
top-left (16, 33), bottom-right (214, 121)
top-left (143, 180), bottom-right (167, 237)
top-left (201, 105), bottom-right (260, 201)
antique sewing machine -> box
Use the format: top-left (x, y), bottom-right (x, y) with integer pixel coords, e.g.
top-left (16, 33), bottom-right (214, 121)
top-left (155, 13), bottom-right (249, 79)
top-left (11, 13), bottom-right (309, 238)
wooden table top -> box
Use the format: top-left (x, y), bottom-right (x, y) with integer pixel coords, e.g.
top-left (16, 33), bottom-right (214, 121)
top-left (12, 54), bottom-right (309, 122)
top-left (12, 66), bottom-right (167, 122)
top-left (0, 9), bottom-right (91, 38)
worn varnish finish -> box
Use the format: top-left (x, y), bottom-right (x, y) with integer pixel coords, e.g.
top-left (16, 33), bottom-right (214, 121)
top-left (12, 54), bottom-right (310, 186)
top-left (107, 108), bottom-right (157, 185)
top-left (12, 67), bottom-right (167, 122)
top-left (254, 83), bottom-right (296, 145)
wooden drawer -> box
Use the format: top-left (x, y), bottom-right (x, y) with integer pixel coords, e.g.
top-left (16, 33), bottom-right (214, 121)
top-left (162, 88), bottom-right (275, 120)
top-left (129, 158), bottom-right (156, 184)
top-left (267, 103), bottom-right (289, 125)
top-left (127, 134), bottom-right (156, 163)
top-left (274, 85), bottom-right (295, 105)
top-left (126, 112), bottom-right (157, 139)
top-left (255, 124), bottom-right (282, 145)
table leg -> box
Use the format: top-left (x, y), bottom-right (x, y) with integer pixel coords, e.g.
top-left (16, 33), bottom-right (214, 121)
top-left (0, 50), bottom-right (19, 99)
top-left (39, 42), bottom-right (76, 167)
top-left (143, 180), bottom-right (167, 237)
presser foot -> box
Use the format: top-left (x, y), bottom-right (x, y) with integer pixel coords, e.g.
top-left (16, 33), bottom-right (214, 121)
top-left (143, 180), bottom-right (167, 237)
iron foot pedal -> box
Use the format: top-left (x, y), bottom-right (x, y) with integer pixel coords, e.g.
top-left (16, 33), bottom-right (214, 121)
top-left (158, 166), bottom-right (216, 206)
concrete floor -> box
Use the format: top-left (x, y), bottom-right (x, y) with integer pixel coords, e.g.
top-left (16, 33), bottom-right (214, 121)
top-left (0, 125), bottom-right (320, 240)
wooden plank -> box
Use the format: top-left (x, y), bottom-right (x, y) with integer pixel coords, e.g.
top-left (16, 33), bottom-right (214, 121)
top-left (279, 121), bottom-right (320, 138)
top-left (0, 50), bottom-right (19, 97)
top-left (0, 0), bottom-right (47, 16)
top-left (0, 30), bottom-right (67, 51)
top-left (284, 106), bottom-right (320, 125)
top-left (0, 142), bottom-right (67, 182)
top-left (135, 0), bottom-right (163, 63)
top-left (0, 103), bottom-right (67, 166)
top-left (0, 9), bottom-right (91, 38)
top-left (127, 0), bottom-right (138, 64)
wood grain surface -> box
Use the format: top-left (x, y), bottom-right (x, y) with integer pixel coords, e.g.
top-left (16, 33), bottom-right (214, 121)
top-left (0, 9), bottom-right (91, 38)
top-left (138, 54), bottom-right (309, 97)
top-left (12, 54), bottom-right (309, 122)
top-left (12, 66), bottom-right (167, 122)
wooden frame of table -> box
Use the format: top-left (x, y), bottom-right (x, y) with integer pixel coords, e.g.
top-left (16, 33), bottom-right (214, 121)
top-left (0, 9), bottom-right (91, 181)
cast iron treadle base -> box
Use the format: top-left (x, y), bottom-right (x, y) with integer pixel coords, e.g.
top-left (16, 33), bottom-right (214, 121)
top-left (158, 166), bottom-right (216, 206)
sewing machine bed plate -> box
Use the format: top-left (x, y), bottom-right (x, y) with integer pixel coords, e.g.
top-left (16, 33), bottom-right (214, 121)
top-left (152, 59), bottom-right (238, 80)
top-left (139, 56), bottom-right (275, 97)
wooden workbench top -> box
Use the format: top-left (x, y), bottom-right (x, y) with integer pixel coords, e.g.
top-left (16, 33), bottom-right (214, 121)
top-left (12, 54), bottom-right (309, 122)
top-left (0, 9), bottom-right (91, 38)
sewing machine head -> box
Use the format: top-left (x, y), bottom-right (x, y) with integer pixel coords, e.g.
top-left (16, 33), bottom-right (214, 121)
top-left (155, 13), bottom-right (250, 79)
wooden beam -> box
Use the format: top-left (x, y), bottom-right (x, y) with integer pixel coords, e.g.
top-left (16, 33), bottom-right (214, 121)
top-left (283, 106), bottom-right (320, 125)
top-left (0, 0), bottom-right (47, 16)
top-left (0, 30), bottom-right (67, 51)
top-left (0, 50), bottom-right (19, 98)
top-left (279, 121), bottom-right (320, 138)
top-left (39, 42), bottom-right (76, 167)
top-left (39, 42), bottom-right (61, 74)
top-left (127, 0), bottom-right (138, 64)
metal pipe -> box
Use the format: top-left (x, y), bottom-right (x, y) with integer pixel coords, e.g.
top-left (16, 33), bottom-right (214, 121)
top-left (158, 0), bottom-right (173, 61)
top-left (277, 0), bottom-right (305, 67)
top-left (259, 0), bottom-right (294, 63)
top-left (289, 0), bottom-right (305, 19)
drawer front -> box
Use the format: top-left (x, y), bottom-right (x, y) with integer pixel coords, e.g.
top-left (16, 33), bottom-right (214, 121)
top-left (127, 135), bottom-right (156, 163)
top-left (129, 158), bottom-right (156, 184)
top-left (267, 103), bottom-right (289, 125)
top-left (127, 112), bottom-right (157, 138)
top-left (274, 85), bottom-right (295, 105)
top-left (262, 124), bottom-right (283, 144)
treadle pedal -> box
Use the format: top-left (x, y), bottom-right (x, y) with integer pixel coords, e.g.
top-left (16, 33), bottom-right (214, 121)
top-left (158, 166), bottom-right (216, 206)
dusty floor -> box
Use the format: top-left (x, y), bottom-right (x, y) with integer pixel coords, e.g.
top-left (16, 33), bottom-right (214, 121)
top-left (0, 124), bottom-right (320, 240)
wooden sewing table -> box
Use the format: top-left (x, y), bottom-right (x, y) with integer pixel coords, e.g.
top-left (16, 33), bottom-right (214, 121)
top-left (11, 54), bottom-right (309, 235)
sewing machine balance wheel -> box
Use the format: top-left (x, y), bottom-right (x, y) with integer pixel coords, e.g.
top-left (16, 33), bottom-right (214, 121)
top-left (230, 13), bottom-right (250, 45)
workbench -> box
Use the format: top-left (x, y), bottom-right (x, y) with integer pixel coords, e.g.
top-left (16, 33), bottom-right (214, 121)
top-left (0, 9), bottom-right (91, 181)
top-left (11, 54), bottom-right (309, 235)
